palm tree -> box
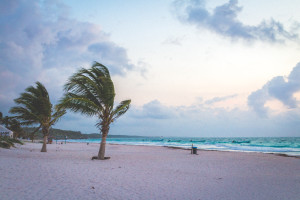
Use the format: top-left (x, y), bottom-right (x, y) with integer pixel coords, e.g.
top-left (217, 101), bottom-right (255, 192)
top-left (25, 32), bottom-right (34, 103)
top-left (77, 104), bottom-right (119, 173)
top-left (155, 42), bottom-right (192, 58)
top-left (58, 62), bottom-right (131, 160)
top-left (10, 82), bottom-right (66, 152)
top-left (8, 119), bottom-right (25, 139)
top-left (1, 115), bottom-right (10, 127)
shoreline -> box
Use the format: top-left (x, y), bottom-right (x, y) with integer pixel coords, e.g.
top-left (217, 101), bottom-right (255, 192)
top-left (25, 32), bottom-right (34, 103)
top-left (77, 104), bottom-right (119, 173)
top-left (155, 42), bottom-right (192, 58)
top-left (62, 139), bottom-right (300, 158)
top-left (20, 140), bottom-right (300, 159)
top-left (165, 145), bottom-right (300, 159)
top-left (1, 142), bottom-right (299, 200)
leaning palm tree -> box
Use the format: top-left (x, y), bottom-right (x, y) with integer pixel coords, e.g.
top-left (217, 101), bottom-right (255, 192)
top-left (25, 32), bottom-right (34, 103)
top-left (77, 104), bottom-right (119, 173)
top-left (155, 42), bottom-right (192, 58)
top-left (10, 82), bottom-right (66, 152)
top-left (58, 62), bottom-right (131, 160)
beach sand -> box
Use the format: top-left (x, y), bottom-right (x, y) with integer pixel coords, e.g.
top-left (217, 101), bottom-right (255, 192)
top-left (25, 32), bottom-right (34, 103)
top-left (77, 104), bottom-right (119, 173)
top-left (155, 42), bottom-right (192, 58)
top-left (0, 142), bottom-right (299, 200)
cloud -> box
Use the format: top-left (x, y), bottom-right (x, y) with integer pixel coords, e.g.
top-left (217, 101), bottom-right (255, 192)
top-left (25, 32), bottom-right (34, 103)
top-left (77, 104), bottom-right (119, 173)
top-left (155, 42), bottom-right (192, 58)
top-left (87, 42), bottom-right (134, 75)
top-left (104, 99), bottom-right (300, 137)
top-left (204, 94), bottom-right (237, 105)
top-left (248, 62), bottom-right (300, 116)
top-left (51, 95), bottom-right (300, 137)
top-left (162, 36), bottom-right (185, 46)
top-left (173, 0), bottom-right (299, 42)
top-left (55, 92), bottom-right (300, 137)
top-left (129, 100), bottom-right (176, 119)
top-left (0, 0), bottom-right (140, 115)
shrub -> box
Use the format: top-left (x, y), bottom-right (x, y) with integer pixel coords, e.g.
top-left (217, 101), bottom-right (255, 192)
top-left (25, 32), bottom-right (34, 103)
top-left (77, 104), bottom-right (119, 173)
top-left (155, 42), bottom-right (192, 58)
top-left (0, 136), bottom-right (23, 149)
top-left (0, 141), bottom-right (11, 149)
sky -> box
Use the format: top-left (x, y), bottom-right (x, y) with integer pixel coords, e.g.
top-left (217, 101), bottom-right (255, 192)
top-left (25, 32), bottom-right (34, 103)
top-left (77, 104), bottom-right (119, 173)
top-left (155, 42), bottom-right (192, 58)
top-left (1, 0), bottom-right (300, 137)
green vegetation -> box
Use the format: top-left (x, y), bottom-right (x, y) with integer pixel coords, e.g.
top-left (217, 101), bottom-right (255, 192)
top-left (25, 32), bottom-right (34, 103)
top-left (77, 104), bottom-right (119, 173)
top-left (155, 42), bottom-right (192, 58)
top-left (58, 62), bottom-right (131, 160)
top-left (0, 136), bottom-right (23, 149)
top-left (10, 82), bottom-right (66, 152)
top-left (5, 62), bottom-right (131, 157)
top-left (0, 112), bottom-right (25, 138)
top-left (23, 127), bottom-right (89, 139)
top-left (22, 127), bottom-right (140, 140)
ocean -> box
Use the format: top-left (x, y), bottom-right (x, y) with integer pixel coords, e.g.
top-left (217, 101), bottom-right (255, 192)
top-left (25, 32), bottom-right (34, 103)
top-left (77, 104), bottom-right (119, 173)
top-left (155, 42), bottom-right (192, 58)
top-left (66, 136), bottom-right (300, 156)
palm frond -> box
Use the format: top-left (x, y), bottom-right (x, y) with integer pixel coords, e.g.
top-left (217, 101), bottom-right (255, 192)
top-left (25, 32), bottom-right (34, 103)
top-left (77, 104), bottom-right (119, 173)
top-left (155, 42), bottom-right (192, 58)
top-left (58, 93), bottom-right (100, 116)
top-left (100, 77), bottom-right (115, 107)
top-left (49, 107), bottom-right (66, 126)
top-left (59, 61), bottom-right (130, 142)
top-left (60, 62), bottom-right (116, 116)
top-left (111, 99), bottom-right (131, 122)
top-left (65, 71), bottom-right (102, 106)
top-left (92, 62), bottom-right (111, 78)
top-left (90, 63), bottom-right (115, 106)
top-left (10, 106), bottom-right (39, 123)
top-left (9, 82), bottom-right (61, 129)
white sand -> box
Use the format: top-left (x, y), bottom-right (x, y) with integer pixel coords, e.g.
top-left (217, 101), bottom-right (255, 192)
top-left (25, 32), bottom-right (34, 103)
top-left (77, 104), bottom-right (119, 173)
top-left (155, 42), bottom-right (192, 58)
top-left (0, 142), bottom-right (299, 200)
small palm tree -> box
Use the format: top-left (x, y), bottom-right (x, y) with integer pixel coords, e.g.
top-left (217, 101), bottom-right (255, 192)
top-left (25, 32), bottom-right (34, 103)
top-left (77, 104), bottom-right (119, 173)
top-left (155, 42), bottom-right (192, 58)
top-left (0, 113), bottom-right (25, 139)
top-left (10, 82), bottom-right (65, 152)
top-left (9, 119), bottom-right (25, 139)
top-left (58, 62), bottom-right (131, 160)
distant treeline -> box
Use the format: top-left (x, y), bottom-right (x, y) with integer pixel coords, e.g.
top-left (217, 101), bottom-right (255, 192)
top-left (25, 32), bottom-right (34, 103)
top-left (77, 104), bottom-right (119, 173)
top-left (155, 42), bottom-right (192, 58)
top-left (23, 127), bottom-right (141, 140)
top-left (23, 127), bottom-right (98, 139)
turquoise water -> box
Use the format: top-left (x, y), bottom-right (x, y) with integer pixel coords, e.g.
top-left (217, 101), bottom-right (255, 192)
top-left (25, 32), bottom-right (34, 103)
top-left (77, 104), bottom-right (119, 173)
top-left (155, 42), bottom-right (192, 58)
top-left (66, 137), bottom-right (300, 156)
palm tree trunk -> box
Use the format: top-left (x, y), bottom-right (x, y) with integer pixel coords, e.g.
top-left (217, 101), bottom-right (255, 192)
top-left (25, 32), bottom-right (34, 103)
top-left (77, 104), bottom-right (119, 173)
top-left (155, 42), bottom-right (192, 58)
top-left (41, 126), bottom-right (49, 152)
top-left (41, 135), bottom-right (47, 152)
top-left (31, 133), bottom-right (35, 143)
top-left (98, 133), bottom-right (107, 160)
